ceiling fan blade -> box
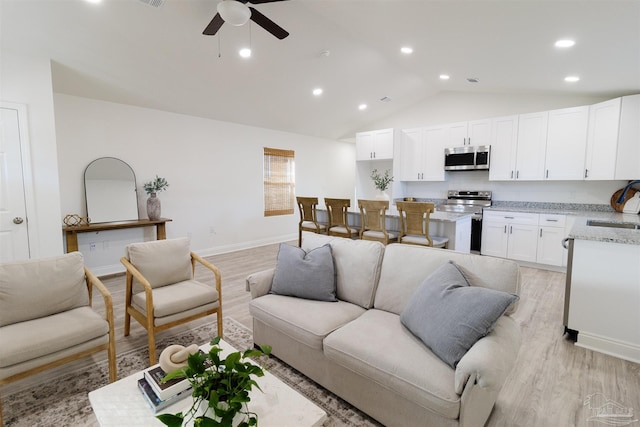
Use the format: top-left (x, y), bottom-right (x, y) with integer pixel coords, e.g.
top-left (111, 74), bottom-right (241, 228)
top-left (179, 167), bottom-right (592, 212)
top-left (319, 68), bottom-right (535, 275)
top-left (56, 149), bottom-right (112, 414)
top-left (249, 0), bottom-right (288, 4)
top-left (249, 7), bottom-right (289, 39)
top-left (203, 13), bottom-right (225, 36)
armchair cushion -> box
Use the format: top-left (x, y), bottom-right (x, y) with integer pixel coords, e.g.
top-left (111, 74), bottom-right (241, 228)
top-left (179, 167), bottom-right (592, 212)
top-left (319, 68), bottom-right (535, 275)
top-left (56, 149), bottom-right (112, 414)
top-left (271, 243), bottom-right (337, 302)
top-left (131, 279), bottom-right (219, 318)
top-left (400, 261), bottom-right (519, 368)
top-left (0, 252), bottom-right (89, 327)
top-left (127, 237), bottom-right (192, 289)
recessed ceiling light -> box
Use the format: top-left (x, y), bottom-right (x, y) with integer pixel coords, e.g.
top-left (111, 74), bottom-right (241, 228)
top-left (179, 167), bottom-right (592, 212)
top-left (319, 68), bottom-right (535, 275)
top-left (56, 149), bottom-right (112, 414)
top-left (439, 74), bottom-right (450, 80)
top-left (564, 76), bottom-right (580, 82)
top-left (358, 104), bottom-right (368, 111)
top-left (467, 77), bottom-right (479, 83)
top-left (400, 46), bottom-right (413, 54)
top-left (239, 48), bottom-right (251, 58)
top-left (555, 39), bottom-right (576, 48)
top-left (312, 88), bottom-right (323, 96)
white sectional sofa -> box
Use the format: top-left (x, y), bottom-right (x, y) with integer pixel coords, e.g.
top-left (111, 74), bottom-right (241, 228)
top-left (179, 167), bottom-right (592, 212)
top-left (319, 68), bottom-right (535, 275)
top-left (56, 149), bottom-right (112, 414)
top-left (247, 234), bottom-right (521, 427)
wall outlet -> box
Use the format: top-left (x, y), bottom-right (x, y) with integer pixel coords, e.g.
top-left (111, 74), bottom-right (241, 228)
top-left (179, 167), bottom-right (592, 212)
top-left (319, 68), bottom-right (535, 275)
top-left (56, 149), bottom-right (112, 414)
top-left (89, 242), bottom-right (97, 252)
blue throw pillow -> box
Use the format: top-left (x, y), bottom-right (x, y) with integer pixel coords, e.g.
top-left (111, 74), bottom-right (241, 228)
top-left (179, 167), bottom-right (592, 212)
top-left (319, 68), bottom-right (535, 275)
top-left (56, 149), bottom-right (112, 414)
top-left (271, 243), bottom-right (337, 302)
top-left (400, 261), bottom-right (519, 368)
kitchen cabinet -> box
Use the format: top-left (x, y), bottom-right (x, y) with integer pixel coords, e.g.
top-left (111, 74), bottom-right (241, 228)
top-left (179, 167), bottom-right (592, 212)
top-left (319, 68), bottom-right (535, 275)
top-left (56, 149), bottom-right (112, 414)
top-left (536, 214), bottom-right (567, 266)
top-left (481, 211), bottom-right (538, 262)
top-left (488, 115), bottom-right (519, 181)
top-left (442, 119), bottom-right (491, 147)
top-left (514, 111), bottom-right (548, 180)
top-left (585, 98), bottom-right (622, 180)
top-left (399, 126), bottom-right (445, 181)
top-left (356, 128), bottom-right (396, 161)
top-left (545, 106), bottom-right (589, 180)
top-left (615, 94), bottom-right (640, 180)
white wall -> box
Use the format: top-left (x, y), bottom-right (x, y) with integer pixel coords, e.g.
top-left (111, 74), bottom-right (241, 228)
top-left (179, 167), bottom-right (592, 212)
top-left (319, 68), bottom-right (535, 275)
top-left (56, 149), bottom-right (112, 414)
top-left (358, 91), bottom-right (627, 204)
top-left (0, 51), bottom-right (64, 257)
top-left (54, 94), bottom-right (355, 275)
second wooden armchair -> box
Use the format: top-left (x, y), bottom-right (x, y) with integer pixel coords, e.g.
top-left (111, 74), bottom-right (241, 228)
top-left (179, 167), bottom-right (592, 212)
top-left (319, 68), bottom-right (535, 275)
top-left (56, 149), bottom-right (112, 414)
top-left (120, 237), bottom-right (223, 365)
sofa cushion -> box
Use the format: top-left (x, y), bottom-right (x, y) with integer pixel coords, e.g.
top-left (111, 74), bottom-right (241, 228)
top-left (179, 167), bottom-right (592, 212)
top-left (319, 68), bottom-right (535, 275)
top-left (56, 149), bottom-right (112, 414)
top-left (302, 234), bottom-right (385, 308)
top-left (271, 243), bottom-right (337, 302)
top-left (0, 306), bottom-right (109, 368)
top-left (0, 252), bottom-right (89, 327)
top-left (127, 237), bottom-right (192, 290)
top-left (323, 309), bottom-right (460, 420)
top-left (375, 243), bottom-right (520, 316)
top-left (249, 294), bottom-right (366, 350)
top-left (400, 261), bottom-right (519, 368)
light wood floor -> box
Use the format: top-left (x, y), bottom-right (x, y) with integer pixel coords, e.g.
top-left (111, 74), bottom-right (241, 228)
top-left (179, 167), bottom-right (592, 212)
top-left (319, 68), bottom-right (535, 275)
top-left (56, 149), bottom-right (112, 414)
top-left (4, 242), bottom-right (640, 426)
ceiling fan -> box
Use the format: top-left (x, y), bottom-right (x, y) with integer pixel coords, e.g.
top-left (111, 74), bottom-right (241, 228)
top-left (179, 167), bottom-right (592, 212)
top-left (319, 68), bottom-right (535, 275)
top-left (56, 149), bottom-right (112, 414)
top-left (203, 0), bottom-right (289, 40)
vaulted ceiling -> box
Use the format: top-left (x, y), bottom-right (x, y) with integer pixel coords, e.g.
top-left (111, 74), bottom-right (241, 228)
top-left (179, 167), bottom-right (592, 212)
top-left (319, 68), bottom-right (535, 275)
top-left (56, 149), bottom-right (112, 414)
top-left (2, 0), bottom-right (639, 140)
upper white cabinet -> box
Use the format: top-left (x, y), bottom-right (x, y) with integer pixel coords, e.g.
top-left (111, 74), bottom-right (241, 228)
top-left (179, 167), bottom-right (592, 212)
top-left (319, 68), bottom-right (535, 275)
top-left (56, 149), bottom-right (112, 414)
top-left (514, 111), bottom-right (548, 180)
top-left (399, 127), bottom-right (445, 181)
top-left (442, 119), bottom-right (492, 147)
top-left (545, 105), bottom-right (589, 180)
top-left (356, 128), bottom-right (396, 161)
top-left (585, 98), bottom-right (622, 180)
top-left (488, 115), bottom-right (519, 181)
top-left (615, 94), bottom-right (640, 180)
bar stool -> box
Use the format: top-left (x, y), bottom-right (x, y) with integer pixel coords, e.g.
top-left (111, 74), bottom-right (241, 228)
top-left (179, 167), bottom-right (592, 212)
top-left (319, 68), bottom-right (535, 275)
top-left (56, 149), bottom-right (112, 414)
top-left (324, 198), bottom-right (359, 239)
top-left (296, 196), bottom-right (327, 246)
top-left (396, 201), bottom-right (449, 248)
top-left (358, 199), bottom-right (398, 245)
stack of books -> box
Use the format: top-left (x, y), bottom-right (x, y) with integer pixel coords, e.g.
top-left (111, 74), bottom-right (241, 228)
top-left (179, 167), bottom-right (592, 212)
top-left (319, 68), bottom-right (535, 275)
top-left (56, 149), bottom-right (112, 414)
top-left (138, 365), bottom-right (192, 413)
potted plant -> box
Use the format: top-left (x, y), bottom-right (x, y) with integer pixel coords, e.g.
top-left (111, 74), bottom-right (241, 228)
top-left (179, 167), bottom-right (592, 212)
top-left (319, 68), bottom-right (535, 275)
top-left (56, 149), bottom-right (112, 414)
top-left (370, 169), bottom-right (393, 200)
top-left (157, 337), bottom-right (272, 427)
top-left (143, 175), bottom-right (169, 220)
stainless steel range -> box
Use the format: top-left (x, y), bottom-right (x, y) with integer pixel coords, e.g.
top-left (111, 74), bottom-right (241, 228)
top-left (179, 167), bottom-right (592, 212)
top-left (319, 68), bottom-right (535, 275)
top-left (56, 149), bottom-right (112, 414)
top-left (436, 190), bottom-right (492, 252)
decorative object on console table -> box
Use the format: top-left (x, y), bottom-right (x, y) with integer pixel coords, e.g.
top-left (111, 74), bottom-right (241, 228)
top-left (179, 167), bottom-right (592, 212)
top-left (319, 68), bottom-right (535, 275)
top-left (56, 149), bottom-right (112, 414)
top-left (143, 175), bottom-right (169, 220)
top-left (370, 168), bottom-right (393, 201)
top-left (156, 336), bottom-right (272, 427)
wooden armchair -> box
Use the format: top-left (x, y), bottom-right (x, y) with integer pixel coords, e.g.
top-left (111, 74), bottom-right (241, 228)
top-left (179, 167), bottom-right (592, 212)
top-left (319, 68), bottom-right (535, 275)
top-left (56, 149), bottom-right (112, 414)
top-left (396, 201), bottom-right (449, 248)
top-left (120, 237), bottom-right (223, 365)
top-left (0, 252), bottom-right (116, 426)
top-left (358, 199), bottom-right (398, 245)
top-left (324, 198), bottom-right (359, 239)
top-left (296, 196), bottom-right (327, 246)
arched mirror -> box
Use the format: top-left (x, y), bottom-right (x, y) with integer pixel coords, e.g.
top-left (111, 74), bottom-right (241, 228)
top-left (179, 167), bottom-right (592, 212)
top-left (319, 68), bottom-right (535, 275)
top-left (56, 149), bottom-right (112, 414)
top-left (84, 157), bottom-right (139, 223)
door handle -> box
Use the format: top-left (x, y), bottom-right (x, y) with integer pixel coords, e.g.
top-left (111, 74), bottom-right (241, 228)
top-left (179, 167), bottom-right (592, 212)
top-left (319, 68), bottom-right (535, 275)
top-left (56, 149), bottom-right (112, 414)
top-left (13, 217), bottom-right (24, 224)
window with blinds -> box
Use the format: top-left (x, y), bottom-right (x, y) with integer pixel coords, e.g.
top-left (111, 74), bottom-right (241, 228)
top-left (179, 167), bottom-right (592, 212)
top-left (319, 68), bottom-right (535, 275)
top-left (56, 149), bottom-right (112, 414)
top-left (263, 147), bottom-right (295, 216)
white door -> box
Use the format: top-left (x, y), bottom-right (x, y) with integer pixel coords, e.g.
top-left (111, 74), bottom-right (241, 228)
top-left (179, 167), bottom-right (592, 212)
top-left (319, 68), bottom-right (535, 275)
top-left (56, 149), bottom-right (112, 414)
top-left (0, 106), bottom-right (30, 261)
top-left (515, 111), bottom-right (548, 180)
top-left (489, 115), bottom-right (519, 181)
top-left (545, 106), bottom-right (589, 180)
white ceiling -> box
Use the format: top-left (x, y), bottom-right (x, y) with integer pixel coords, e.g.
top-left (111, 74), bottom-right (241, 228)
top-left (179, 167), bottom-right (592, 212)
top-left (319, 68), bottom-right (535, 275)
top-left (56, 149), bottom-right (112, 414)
top-left (2, 0), bottom-right (639, 140)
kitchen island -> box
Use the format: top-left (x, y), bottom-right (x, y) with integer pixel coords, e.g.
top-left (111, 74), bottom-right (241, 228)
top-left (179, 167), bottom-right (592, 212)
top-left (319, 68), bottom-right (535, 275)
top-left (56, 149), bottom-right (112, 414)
top-left (565, 213), bottom-right (640, 363)
top-left (315, 208), bottom-right (473, 253)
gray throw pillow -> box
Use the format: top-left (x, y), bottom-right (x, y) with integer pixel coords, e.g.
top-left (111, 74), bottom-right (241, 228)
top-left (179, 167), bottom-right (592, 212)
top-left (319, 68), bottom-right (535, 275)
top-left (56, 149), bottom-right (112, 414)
top-left (271, 243), bottom-right (337, 302)
top-left (400, 261), bottom-right (519, 368)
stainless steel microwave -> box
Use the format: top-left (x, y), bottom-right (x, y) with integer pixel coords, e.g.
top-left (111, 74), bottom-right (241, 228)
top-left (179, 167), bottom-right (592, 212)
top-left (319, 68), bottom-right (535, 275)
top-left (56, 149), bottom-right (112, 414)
top-left (444, 145), bottom-right (491, 171)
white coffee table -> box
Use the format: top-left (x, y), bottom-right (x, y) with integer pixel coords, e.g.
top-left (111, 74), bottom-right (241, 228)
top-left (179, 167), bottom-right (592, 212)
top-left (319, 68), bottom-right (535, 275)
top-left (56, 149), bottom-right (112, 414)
top-left (88, 339), bottom-right (327, 426)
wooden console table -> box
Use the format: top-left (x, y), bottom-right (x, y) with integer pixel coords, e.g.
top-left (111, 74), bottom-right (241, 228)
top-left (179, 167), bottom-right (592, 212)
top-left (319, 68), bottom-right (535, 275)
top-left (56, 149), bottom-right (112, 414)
top-left (63, 218), bottom-right (172, 253)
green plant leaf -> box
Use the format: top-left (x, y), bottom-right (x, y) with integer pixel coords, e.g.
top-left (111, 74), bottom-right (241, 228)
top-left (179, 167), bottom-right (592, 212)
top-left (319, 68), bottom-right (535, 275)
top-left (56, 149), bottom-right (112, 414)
top-left (156, 413), bottom-right (184, 427)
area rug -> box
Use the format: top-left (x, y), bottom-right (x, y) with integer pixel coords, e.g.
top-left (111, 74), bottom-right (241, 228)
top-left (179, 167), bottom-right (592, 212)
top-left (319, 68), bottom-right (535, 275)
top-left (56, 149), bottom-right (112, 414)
top-left (2, 318), bottom-right (381, 427)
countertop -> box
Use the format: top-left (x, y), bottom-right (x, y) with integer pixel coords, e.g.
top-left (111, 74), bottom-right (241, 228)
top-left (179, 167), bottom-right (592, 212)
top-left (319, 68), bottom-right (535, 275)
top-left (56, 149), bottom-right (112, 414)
top-left (484, 206), bottom-right (640, 245)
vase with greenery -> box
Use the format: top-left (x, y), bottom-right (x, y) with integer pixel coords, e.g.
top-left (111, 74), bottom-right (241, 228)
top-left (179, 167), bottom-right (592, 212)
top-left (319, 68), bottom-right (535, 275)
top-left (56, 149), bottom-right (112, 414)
top-left (143, 175), bottom-right (169, 220)
top-left (157, 337), bottom-right (272, 427)
top-left (370, 169), bottom-right (393, 200)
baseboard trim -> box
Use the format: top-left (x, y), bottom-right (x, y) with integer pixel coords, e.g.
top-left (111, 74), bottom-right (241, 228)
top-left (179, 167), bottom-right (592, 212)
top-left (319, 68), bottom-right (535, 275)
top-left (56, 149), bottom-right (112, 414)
top-left (575, 332), bottom-right (640, 364)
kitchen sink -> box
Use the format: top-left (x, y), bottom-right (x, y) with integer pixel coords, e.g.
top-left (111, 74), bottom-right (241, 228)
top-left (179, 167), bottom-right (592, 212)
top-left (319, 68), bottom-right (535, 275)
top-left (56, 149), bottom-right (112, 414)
top-left (586, 219), bottom-right (640, 230)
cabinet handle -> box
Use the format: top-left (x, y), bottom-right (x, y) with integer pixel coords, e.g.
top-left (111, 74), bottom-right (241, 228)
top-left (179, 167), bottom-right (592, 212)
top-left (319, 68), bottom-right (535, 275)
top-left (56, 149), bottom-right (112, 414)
top-left (504, 225), bottom-right (507, 233)
top-left (510, 225), bottom-right (513, 234)
top-left (504, 216), bottom-right (515, 219)
top-left (421, 173), bottom-right (424, 179)
top-left (511, 171), bottom-right (514, 179)
top-left (468, 137), bottom-right (471, 145)
top-left (546, 169), bottom-right (549, 179)
top-left (540, 228), bottom-right (543, 237)
top-left (373, 152), bottom-right (376, 159)
top-left (585, 169), bottom-right (589, 178)
top-left (516, 170), bottom-right (519, 179)
top-left (545, 219), bottom-right (559, 222)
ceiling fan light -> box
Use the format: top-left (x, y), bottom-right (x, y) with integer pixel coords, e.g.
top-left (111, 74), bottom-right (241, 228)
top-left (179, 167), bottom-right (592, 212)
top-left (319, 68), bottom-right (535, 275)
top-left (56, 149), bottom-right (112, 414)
top-left (217, 1), bottom-right (251, 26)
